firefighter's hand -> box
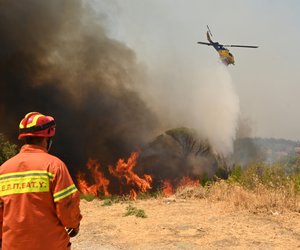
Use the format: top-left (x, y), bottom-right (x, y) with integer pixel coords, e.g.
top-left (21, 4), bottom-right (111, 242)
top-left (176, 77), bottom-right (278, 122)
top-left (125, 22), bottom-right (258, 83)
top-left (67, 225), bottom-right (80, 237)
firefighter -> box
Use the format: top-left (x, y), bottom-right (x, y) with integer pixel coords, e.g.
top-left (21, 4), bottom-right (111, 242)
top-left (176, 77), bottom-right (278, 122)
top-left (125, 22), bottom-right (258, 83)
top-left (0, 112), bottom-right (82, 250)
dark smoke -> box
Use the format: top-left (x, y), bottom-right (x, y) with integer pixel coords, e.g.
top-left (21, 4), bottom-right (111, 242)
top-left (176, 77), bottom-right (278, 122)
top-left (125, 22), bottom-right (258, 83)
top-left (0, 0), bottom-right (158, 177)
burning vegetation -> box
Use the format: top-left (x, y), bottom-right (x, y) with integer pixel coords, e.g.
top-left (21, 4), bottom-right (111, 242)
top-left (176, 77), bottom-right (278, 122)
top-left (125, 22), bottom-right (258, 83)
top-left (108, 151), bottom-right (152, 200)
top-left (77, 152), bottom-right (153, 200)
top-left (77, 159), bottom-right (110, 197)
top-left (76, 127), bottom-right (228, 199)
top-left (0, 1), bottom-right (230, 199)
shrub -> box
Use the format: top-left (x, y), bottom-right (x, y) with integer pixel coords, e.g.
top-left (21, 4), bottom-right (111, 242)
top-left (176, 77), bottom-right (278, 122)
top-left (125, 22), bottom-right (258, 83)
top-left (137, 191), bottom-right (164, 200)
top-left (229, 162), bottom-right (292, 190)
top-left (218, 161), bottom-right (300, 212)
top-left (228, 165), bottom-right (242, 183)
top-left (102, 198), bottom-right (113, 206)
top-left (0, 134), bottom-right (18, 165)
top-left (200, 172), bottom-right (210, 187)
top-left (80, 193), bottom-right (96, 202)
top-left (124, 204), bottom-right (147, 218)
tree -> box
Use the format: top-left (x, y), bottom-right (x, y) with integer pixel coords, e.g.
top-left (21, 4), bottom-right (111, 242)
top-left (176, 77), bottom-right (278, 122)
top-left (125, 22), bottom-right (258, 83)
top-left (165, 127), bottom-right (211, 159)
top-left (138, 127), bottom-right (228, 190)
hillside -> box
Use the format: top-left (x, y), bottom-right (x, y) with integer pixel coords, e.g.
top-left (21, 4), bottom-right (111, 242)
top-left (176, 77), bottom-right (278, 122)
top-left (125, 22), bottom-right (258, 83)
top-left (230, 137), bottom-right (299, 166)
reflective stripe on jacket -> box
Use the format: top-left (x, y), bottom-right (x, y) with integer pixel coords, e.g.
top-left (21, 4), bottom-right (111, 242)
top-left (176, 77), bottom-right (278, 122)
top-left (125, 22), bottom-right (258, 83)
top-left (0, 144), bottom-right (82, 250)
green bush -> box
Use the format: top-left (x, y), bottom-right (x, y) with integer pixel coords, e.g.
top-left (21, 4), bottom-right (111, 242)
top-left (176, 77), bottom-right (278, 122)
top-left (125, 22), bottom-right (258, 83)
top-left (260, 164), bottom-right (287, 188)
top-left (80, 193), bottom-right (96, 202)
top-left (228, 165), bottom-right (242, 183)
top-left (228, 161), bottom-right (299, 194)
top-left (102, 198), bottom-right (113, 206)
top-left (124, 204), bottom-right (147, 218)
top-left (200, 172), bottom-right (210, 187)
top-left (0, 134), bottom-right (18, 165)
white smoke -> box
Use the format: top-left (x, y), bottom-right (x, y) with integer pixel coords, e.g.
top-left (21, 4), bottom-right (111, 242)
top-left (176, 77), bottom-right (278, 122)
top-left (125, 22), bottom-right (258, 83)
top-left (137, 61), bottom-right (240, 156)
top-left (190, 64), bottom-right (240, 155)
top-left (91, 1), bottom-right (241, 156)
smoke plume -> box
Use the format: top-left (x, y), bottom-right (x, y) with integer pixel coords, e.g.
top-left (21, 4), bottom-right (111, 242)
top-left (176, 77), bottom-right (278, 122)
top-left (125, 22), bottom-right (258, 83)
top-left (0, 0), bottom-right (158, 175)
top-left (192, 65), bottom-right (240, 155)
top-left (141, 63), bottom-right (240, 156)
top-left (0, 0), bottom-right (240, 189)
top-left (136, 65), bottom-right (239, 187)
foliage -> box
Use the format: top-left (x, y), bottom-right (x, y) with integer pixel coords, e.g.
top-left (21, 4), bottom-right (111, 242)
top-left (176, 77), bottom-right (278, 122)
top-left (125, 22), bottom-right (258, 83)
top-left (166, 127), bottom-right (211, 158)
top-left (136, 191), bottom-right (163, 200)
top-left (288, 171), bottom-right (300, 193)
top-left (200, 172), bottom-right (210, 187)
top-left (124, 204), bottom-right (147, 218)
top-left (228, 165), bottom-right (242, 183)
top-left (279, 155), bottom-right (300, 174)
top-left (0, 134), bottom-right (18, 165)
top-left (102, 198), bottom-right (113, 206)
top-left (178, 160), bottom-right (300, 213)
top-left (80, 194), bottom-right (96, 202)
top-left (228, 161), bottom-right (300, 194)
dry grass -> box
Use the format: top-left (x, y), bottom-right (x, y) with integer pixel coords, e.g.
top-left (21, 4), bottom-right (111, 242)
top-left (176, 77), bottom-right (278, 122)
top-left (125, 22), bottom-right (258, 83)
top-left (175, 185), bottom-right (206, 199)
top-left (174, 180), bottom-right (300, 214)
top-left (208, 180), bottom-right (300, 213)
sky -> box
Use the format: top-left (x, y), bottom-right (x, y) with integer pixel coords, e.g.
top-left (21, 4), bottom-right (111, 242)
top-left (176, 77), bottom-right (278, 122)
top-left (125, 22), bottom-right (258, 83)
top-left (91, 0), bottom-right (300, 143)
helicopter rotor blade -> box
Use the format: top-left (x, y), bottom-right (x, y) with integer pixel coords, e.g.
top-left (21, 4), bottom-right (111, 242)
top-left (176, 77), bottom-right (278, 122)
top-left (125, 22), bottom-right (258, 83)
top-left (207, 25), bottom-right (213, 37)
top-left (197, 41), bottom-right (213, 46)
top-left (223, 45), bottom-right (258, 48)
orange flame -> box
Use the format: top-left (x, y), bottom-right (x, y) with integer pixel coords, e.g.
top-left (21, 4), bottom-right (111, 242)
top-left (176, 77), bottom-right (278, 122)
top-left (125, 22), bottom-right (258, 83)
top-left (162, 177), bottom-right (200, 197)
top-left (162, 180), bottom-right (173, 197)
top-left (77, 172), bottom-right (97, 196)
top-left (77, 152), bottom-right (152, 200)
top-left (178, 176), bottom-right (200, 188)
top-left (77, 159), bottom-right (110, 197)
top-left (108, 151), bottom-right (152, 200)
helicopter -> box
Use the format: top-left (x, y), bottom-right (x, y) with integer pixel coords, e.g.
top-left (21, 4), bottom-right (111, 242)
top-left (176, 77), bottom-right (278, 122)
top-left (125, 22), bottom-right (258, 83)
top-left (197, 26), bottom-right (258, 65)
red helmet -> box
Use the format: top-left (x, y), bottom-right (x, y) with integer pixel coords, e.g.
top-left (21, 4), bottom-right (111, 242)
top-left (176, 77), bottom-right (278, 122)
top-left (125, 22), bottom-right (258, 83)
top-left (18, 112), bottom-right (56, 140)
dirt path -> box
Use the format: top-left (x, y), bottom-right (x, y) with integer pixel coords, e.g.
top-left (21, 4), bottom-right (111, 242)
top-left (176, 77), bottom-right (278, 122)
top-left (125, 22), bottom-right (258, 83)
top-left (71, 198), bottom-right (300, 250)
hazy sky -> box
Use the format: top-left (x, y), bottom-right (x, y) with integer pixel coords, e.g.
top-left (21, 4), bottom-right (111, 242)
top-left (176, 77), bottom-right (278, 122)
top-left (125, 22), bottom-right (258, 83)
top-left (92, 0), bottom-right (300, 141)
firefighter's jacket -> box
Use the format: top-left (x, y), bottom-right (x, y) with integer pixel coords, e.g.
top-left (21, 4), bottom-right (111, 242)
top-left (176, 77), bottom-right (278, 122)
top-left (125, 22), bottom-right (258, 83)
top-left (0, 144), bottom-right (82, 250)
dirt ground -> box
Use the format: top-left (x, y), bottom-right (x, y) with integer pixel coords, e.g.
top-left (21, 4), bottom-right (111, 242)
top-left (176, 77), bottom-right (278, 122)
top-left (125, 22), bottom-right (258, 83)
top-left (71, 197), bottom-right (300, 250)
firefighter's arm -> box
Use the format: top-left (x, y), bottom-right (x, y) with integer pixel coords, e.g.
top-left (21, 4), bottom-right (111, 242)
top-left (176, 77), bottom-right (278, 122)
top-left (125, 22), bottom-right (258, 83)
top-left (56, 190), bottom-right (82, 229)
top-left (52, 162), bottom-right (82, 230)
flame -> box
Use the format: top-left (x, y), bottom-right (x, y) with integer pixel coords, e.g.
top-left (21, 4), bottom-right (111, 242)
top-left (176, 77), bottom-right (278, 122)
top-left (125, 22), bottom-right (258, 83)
top-left (108, 151), bottom-right (152, 200)
top-left (162, 180), bottom-right (173, 197)
top-left (77, 159), bottom-right (110, 197)
top-left (130, 189), bottom-right (137, 201)
top-left (77, 152), bottom-right (200, 200)
top-left (162, 176), bottom-right (200, 197)
top-left (178, 176), bottom-right (200, 188)
top-left (77, 152), bottom-right (152, 200)
top-left (77, 172), bottom-right (98, 196)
